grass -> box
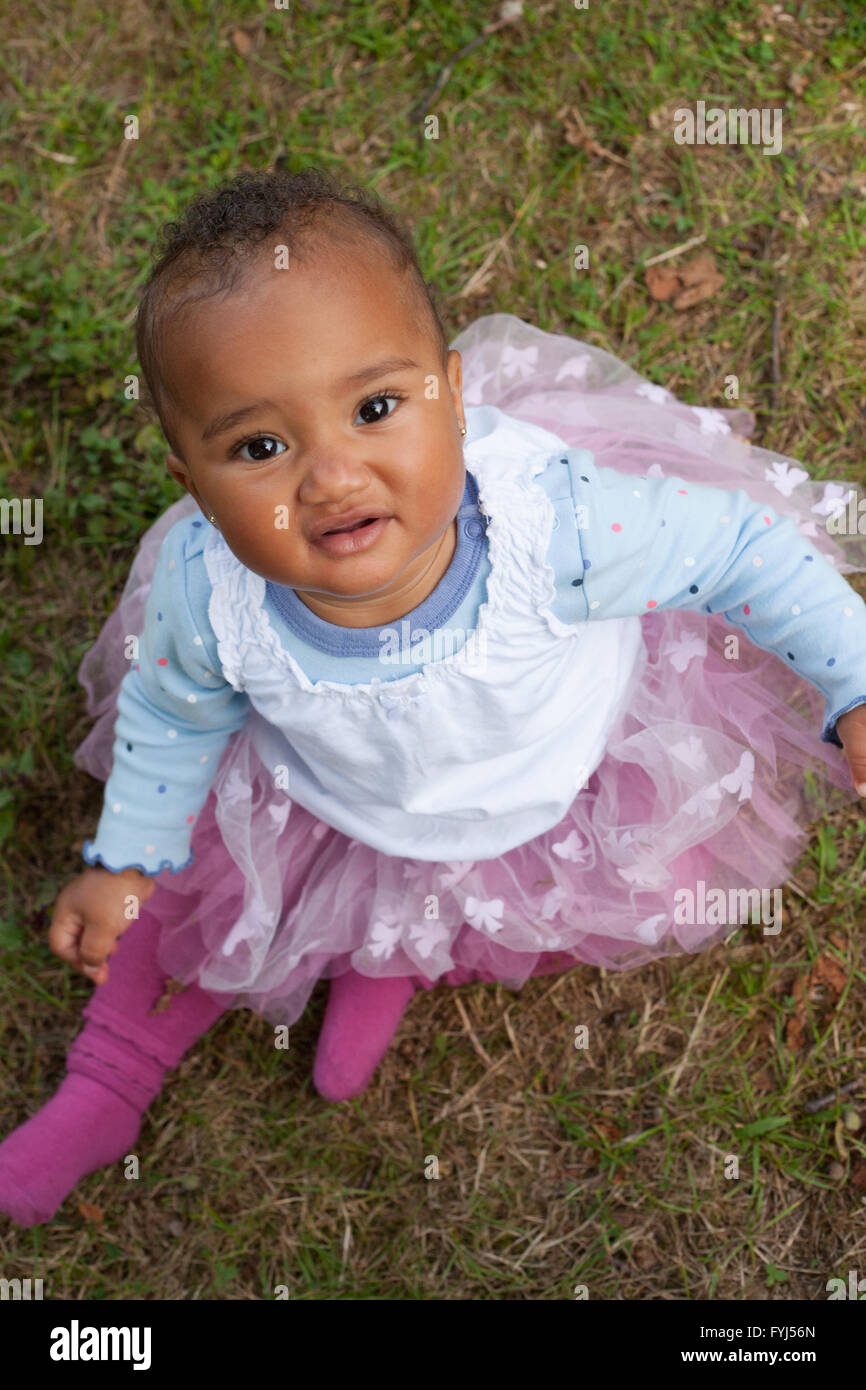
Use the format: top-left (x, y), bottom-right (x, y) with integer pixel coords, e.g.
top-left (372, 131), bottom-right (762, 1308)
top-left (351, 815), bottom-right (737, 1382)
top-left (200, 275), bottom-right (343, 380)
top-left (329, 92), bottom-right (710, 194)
top-left (2, 0), bottom-right (866, 1299)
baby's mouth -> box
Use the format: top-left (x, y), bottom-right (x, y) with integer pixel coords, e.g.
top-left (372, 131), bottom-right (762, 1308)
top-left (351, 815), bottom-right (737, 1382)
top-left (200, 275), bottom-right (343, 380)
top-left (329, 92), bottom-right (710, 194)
top-left (324, 517), bottom-right (379, 535)
top-left (311, 515), bottom-right (392, 554)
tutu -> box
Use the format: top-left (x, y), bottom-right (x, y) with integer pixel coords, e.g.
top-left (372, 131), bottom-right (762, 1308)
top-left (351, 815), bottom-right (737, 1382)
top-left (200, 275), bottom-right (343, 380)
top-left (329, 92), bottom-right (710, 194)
top-left (72, 314), bottom-right (866, 1027)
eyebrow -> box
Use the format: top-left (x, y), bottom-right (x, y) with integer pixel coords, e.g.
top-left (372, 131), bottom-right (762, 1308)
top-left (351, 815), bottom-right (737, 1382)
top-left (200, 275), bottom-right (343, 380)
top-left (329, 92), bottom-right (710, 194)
top-left (200, 356), bottom-right (421, 443)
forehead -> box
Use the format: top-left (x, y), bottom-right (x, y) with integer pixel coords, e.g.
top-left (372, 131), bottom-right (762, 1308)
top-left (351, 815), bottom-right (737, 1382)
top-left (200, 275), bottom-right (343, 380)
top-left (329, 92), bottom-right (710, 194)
top-left (160, 236), bottom-right (429, 419)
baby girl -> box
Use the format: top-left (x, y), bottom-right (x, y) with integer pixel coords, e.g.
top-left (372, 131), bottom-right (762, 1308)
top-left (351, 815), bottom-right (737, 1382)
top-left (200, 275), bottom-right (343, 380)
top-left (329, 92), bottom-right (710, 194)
top-left (2, 165), bottom-right (866, 1227)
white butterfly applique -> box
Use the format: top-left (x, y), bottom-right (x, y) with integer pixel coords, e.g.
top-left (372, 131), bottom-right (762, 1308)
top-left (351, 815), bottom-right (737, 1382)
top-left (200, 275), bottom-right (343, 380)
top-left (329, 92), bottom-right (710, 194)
top-left (682, 781), bottom-right (723, 819)
top-left (603, 828), bottom-right (636, 856)
top-left (670, 735), bottom-right (709, 771)
top-left (690, 406), bottom-right (731, 436)
top-left (222, 767), bottom-right (249, 802)
top-left (501, 345), bottom-right (538, 381)
top-left (551, 828), bottom-right (591, 863)
top-left (555, 355), bottom-right (593, 384)
top-left (465, 895), bottom-right (505, 937)
top-left (438, 860), bottom-right (476, 890)
top-left (407, 919), bottom-right (450, 959)
top-left (617, 855), bottom-right (669, 888)
top-left (765, 461), bottom-right (808, 497)
top-left (635, 382), bottom-right (670, 405)
top-left (634, 912), bottom-right (668, 944)
top-left (811, 483), bottom-right (857, 521)
top-left (538, 884), bottom-right (570, 920)
top-left (266, 800), bottom-right (291, 835)
top-left (368, 917), bottom-right (404, 960)
top-left (662, 633), bottom-right (707, 672)
top-left (719, 750), bottom-right (755, 802)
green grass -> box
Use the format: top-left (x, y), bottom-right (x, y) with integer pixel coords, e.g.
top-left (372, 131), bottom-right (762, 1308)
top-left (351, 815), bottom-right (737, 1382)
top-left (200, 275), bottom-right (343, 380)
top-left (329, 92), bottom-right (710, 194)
top-left (2, 0), bottom-right (866, 1299)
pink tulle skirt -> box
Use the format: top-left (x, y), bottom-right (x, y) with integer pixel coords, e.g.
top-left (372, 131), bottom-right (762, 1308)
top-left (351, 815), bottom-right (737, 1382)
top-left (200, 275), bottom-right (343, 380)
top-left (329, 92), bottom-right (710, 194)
top-left (73, 313), bottom-right (866, 1027)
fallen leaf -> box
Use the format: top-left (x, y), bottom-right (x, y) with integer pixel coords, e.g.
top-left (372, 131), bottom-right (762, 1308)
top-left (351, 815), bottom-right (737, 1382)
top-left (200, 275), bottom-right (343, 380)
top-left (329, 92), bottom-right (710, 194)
top-left (592, 1111), bottom-right (623, 1143)
top-left (562, 106), bottom-right (630, 166)
top-left (785, 954), bottom-right (847, 1050)
top-left (848, 1155), bottom-right (866, 1191)
top-left (231, 28), bottom-right (253, 56)
top-left (645, 251), bottom-right (725, 309)
top-left (645, 263), bottom-right (682, 301)
top-left (78, 1200), bottom-right (104, 1223)
top-left (149, 978), bottom-right (188, 1016)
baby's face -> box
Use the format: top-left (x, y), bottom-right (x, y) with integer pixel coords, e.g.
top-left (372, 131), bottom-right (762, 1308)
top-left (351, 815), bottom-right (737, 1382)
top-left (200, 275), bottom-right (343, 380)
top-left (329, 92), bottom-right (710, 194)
top-left (161, 238), bottom-right (466, 626)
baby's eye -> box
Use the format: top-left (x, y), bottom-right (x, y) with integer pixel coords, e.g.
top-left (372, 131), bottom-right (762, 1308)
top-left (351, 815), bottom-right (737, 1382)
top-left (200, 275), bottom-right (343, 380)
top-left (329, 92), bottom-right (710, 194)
top-left (354, 392), bottom-right (405, 425)
top-left (234, 436), bottom-right (287, 463)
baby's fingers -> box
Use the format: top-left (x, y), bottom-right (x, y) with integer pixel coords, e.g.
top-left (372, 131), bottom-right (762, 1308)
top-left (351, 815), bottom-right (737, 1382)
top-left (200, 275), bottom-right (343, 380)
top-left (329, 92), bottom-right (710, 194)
top-left (48, 894), bottom-right (117, 982)
top-left (836, 705), bottom-right (866, 796)
top-left (48, 896), bottom-right (87, 969)
top-left (78, 922), bottom-right (121, 981)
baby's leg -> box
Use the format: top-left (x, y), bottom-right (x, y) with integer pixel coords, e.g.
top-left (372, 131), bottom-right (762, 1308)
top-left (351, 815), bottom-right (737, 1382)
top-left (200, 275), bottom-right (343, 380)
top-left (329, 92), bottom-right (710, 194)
top-left (0, 898), bottom-right (231, 1227)
top-left (313, 971), bottom-right (416, 1101)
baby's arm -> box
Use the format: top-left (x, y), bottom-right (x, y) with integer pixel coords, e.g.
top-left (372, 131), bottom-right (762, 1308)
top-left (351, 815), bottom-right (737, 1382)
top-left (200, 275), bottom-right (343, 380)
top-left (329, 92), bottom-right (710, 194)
top-left (82, 515), bottom-right (251, 877)
top-left (54, 517), bottom-right (251, 983)
top-left (561, 450), bottom-right (866, 760)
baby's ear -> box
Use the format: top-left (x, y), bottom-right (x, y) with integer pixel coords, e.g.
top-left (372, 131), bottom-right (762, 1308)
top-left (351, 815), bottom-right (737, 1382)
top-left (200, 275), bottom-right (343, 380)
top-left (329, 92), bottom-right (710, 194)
top-left (163, 453), bottom-right (195, 503)
top-left (166, 452), bottom-right (191, 490)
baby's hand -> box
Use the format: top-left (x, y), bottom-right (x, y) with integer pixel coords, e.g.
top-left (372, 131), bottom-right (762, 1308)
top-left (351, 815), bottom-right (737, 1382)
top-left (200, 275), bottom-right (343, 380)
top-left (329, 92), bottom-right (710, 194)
top-left (835, 705), bottom-right (866, 798)
top-left (48, 866), bottom-right (157, 984)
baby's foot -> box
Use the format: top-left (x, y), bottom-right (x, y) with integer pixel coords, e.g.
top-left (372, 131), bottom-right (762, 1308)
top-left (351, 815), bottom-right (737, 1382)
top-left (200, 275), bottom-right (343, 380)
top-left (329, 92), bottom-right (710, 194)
top-left (0, 1073), bottom-right (142, 1227)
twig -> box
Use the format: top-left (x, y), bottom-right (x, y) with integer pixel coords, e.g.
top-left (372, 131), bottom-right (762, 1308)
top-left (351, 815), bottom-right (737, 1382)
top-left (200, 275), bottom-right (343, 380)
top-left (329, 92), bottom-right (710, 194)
top-left (406, 1084), bottom-right (423, 1144)
top-left (642, 234), bottom-right (707, 267)
top-left (771, 285), bottom-right (782, 415)
top-left (786, 877), bottom-right (821, 911)
top-left (666, 968), bottom-right (727, 1097)
top-left (408, 12), bottom-right (521, 126)
top-left (432, 1049), bottom-right (512, 1123)
top-left (457, 185), bottom-right (541, 298)
top-left (802, 1076), bottom-right (863, 1115)
top-left (358, 1156), bottom-right (381, 1191)
top-left (95, 138), bottom-right (133, 267)
top-left (454, 993), bottom-right (494, 1067)
top-left (501, 1006), bottom-right (523, 1060)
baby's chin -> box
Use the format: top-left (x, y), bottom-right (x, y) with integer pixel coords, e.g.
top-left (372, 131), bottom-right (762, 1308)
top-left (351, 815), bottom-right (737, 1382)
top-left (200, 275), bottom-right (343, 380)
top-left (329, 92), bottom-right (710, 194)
top-left (223, 521), bottom-right (451, 599)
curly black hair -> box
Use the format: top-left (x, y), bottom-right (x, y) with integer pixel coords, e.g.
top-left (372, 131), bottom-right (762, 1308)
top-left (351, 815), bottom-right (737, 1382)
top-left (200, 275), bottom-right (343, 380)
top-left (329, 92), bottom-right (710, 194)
top-left (134, 165), bottom-right (450, 455)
